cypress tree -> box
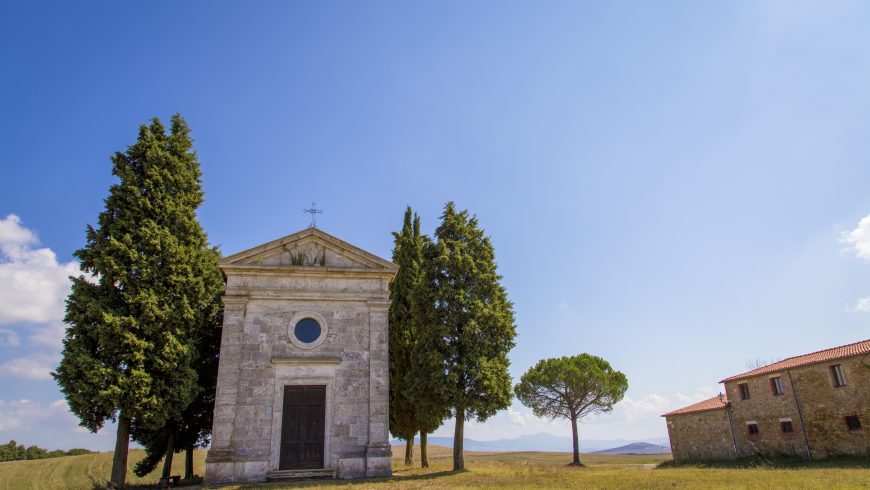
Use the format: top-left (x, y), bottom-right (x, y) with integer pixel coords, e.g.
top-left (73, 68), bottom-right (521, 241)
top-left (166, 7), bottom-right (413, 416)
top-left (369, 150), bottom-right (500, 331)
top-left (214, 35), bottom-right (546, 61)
top-left (411, 202), bottom-right (517, 470)
top-left (388, 207), bottom-right (446, 467)
top-left (389, 207), bottom-right (422, 466)
top-left (52, 114), bottom-right (223, 488)
top-left (132, 271), bottom-right (223, 481)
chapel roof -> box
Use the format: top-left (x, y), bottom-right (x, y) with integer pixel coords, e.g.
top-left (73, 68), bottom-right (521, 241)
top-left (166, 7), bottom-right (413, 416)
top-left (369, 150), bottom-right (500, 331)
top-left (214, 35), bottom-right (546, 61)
top-left (220, 226), bottom-right (398, 272)
top-left (719, 338), bottom-right (870, 383)
top-left (661, 394), bottom-right (728, 417)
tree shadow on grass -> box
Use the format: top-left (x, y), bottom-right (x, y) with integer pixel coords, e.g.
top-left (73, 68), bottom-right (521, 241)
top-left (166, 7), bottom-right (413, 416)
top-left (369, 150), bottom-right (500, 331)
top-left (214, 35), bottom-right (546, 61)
top-left (658, 455), bottom-right (870, 470)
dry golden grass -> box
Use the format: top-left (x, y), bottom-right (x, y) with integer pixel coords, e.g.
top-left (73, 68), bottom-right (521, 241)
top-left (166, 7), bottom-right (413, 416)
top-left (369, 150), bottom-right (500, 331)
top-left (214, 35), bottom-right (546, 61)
top-left (1, 444), bottom-right (869, 489)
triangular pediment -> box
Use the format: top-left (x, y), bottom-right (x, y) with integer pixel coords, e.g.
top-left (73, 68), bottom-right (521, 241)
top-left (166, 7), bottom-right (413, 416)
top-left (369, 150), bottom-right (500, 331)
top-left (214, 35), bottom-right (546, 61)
top-left (221, 227), bottom-right (398, 272)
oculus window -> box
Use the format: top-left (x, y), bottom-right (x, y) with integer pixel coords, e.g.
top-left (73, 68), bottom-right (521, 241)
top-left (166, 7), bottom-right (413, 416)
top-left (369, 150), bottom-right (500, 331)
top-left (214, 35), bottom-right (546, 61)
top-left (294, 318), bottom-right (321, 344)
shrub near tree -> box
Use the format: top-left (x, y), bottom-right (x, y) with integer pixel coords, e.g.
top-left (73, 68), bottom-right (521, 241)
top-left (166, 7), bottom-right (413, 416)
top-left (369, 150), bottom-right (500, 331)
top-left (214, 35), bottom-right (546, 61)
top-left (53, 115), bottom-right (223, 488)
top-left (514, 354), bottom-right (628, 466)
top-left (411, 202), bottom-right (516, 471)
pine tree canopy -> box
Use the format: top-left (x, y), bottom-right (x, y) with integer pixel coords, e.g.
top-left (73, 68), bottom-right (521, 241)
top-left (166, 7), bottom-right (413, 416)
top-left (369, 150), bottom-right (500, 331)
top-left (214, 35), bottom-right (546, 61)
top-left (53, 114), bottom-right (224, 434)
top-left (514, 354), bottom-right (628, 420)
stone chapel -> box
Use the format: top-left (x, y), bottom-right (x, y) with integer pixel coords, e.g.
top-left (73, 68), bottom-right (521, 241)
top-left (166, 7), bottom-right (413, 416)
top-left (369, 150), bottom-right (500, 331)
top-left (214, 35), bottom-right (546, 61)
top-left (205, 227), bottom-right (397, 483)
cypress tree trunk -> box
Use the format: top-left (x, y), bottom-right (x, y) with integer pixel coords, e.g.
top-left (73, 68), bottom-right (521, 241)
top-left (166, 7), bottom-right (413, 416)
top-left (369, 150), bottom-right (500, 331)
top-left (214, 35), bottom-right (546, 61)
top-left (110, 414), bottom-right (131, 488)
top-left (420, 431), bottom-right (429, 468)
top-left (404, 436), bottom-right (414, 466)
top-left (570, 414), bottom-right (581, 466)
top-left (184, 446), bottom-right (194, 480)
top-left (161, 432), bottom-right (175, 480)
top-left (453, 409), bottom-right (464, 470)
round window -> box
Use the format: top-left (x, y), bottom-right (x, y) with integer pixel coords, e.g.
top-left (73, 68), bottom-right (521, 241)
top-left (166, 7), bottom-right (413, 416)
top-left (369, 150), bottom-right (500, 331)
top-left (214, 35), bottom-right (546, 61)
top-left (294, 318), bottom-right (321, 344)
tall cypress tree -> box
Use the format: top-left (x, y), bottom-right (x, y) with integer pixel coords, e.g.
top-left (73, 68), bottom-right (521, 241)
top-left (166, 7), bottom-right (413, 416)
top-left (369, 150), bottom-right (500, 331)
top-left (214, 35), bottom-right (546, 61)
top-left (52, 114), bottom-right (223, 488)
top-left (389, 207), bottom-right (422, 466)
top-left (388, 207), bottom-right (445, 467)
top-left (411, 202), bottom-right (517, 470)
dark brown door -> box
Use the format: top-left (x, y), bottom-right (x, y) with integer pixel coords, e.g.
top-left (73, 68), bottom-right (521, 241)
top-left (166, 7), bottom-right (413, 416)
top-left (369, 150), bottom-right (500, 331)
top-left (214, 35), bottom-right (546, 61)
top-left (279, 385), bottom-right (325, 470)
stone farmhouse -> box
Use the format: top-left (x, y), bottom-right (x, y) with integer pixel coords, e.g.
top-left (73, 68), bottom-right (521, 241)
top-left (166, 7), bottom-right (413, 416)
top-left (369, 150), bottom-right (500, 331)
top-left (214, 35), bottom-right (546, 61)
top-left (205, 227), bottom-right (398, 483)
top-left (663, 339), bottom-right (870, 461)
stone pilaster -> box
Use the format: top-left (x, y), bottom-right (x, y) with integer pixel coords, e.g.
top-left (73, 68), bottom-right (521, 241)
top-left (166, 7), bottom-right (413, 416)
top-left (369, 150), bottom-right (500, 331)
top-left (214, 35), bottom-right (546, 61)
top-left (205, 297), bottom-right (247, 483)
top-left (365, 300), bottom-right (392, 477)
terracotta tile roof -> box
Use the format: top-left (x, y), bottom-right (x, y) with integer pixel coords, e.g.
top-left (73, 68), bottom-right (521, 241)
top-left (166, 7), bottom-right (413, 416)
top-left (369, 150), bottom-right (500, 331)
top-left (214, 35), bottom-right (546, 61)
top-left (662, 394), bottom-right (728, 417)
top-left (720, 338), bottom-right (870, 383)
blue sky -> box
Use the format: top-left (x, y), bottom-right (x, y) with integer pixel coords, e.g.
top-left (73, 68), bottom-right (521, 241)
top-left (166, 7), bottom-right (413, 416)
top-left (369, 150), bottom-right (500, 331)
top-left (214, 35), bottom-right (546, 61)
top-left (1, 1), bottom-right (870, 450)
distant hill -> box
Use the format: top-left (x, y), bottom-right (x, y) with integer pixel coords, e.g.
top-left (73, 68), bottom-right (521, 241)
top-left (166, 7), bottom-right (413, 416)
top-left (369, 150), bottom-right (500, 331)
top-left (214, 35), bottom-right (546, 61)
top-left (593, 442), bottom-right (671, 455)
top-left (391, 432), bottom-right (670, 453)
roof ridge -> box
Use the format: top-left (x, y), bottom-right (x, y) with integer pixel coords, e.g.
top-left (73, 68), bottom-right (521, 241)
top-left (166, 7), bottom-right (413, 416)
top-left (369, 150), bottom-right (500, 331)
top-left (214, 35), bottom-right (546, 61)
top-left (720, 338), bottom-right (870, 383)
top-left (661, 394), bottom-right (728, 417)
top-left (772, 337), bottom-right (870, 365)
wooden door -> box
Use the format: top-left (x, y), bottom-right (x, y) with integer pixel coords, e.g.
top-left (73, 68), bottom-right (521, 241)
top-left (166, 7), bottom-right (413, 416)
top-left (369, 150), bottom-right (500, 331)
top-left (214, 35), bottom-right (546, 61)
top-left (279, 385), bottom-right (325, 470)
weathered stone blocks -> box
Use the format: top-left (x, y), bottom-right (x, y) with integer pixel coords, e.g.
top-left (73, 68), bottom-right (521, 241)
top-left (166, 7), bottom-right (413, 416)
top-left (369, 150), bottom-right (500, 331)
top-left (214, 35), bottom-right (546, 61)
top-left (205, 228), bottom-right (397, 483)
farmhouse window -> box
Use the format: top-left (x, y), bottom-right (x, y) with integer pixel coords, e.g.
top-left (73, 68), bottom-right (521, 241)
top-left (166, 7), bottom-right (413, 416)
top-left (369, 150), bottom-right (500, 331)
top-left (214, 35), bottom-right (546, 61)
top-left (770, 377), bottom-right (784, 396)
top-left (831, 365), bottom-right (846, 387)
top-left (747, 423), bottom-right (759, 435)
top-left (739, 383), bottom-right (750, 400)
top-left (845, 415), bottom-right (861, 431)
top-left (780, 421), bottom-right (793, 433)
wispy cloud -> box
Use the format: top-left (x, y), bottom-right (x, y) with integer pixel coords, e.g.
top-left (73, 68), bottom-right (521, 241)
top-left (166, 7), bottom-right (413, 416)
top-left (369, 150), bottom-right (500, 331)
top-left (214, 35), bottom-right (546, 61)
top-left (848, 296), bottom-right (870, 313)
top-left (429, 386), bottom-right (718, 442)
top-left (0, 352), bottom-right (58, 380)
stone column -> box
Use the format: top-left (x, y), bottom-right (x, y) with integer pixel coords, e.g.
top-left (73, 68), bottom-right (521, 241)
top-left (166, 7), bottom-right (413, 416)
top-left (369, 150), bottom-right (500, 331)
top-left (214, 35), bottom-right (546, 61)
top-left (365, 300), bottom-right (392, 477)
top-left (205, 297), bottom-right (247, 483)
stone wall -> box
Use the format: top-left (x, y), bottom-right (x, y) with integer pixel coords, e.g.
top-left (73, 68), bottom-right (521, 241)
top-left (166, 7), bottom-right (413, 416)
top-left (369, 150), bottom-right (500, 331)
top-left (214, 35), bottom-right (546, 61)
top-left (665, 408), bottom-right (736, 461)
top-left (724, 353), bottom-right (870, 458)
top-left (724, 370), bottom-right (807, 458)
top-left (205, 230), bottom-right (396, 483)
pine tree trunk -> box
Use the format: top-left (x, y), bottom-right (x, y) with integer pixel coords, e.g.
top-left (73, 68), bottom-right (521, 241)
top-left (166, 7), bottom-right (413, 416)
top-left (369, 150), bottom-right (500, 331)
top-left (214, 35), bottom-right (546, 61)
top-left (453, 409), bottom-right (465, 471)
top-left (570, 414), bottom-right (581, 466)
top-left (161, 432), bottom-right (175, 480)
top-left (184, 446), bottom-right (194, 480)
top-left (110, 414), bottom-right (131, 488)
top-left (404, 436), bottom-right (414, 466)
top-left (420, 431), bottom-right (429, 468)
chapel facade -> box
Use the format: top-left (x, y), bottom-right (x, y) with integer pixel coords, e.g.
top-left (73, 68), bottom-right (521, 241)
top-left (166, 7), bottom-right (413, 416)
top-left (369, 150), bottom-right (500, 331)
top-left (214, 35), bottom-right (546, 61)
top-left (205, 227), bottom-right (398, 483)
top-left (663, 339), bottom-right (870, 461)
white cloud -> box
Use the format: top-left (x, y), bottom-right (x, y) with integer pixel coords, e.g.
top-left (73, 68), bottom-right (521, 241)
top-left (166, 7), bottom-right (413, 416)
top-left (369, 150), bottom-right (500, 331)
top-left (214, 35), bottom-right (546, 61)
top-left (618, 393), bottom-right (671, 422)
top-left (506, 408), bottom-right (528, 427)
top-left (0, 214), bottom-right (79, 380)
top-left (840, 214), bottom-right (870, 261)
top-left (0, 214), bottom-right (80, 325)
top-left (848, 296), bottom-right (870, 313)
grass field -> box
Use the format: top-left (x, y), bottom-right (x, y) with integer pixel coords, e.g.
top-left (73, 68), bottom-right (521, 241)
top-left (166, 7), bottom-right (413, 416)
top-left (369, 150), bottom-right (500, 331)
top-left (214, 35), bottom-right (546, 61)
top-left (1, 445), bottom-right (868, 489)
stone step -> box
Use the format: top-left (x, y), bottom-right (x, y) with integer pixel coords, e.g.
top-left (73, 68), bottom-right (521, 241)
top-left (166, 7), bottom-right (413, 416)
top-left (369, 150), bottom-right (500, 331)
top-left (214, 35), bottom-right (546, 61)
top-left (266, 468), bottom-right (335, 481)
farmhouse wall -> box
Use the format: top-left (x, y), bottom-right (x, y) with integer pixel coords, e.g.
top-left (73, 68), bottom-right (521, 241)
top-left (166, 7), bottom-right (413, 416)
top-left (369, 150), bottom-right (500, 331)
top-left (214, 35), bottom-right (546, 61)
top-left (723, 372), bottom-right (806, 457)
top-left (789, 354), bottom-right (869, 458)
top-left (665, 408), bottom-right (735, 460)
top-left (724, 354), bottom-right (870, 458)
